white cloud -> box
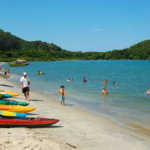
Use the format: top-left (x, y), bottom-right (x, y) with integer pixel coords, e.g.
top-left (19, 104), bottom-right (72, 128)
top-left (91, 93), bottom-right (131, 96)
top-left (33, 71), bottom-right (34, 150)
top-left (92, 29), bottom-right (102, 31)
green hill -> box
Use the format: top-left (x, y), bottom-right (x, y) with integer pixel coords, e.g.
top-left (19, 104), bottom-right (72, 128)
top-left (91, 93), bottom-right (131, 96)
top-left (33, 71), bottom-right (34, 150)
top-left (0, 29), bottom-right (150, 61)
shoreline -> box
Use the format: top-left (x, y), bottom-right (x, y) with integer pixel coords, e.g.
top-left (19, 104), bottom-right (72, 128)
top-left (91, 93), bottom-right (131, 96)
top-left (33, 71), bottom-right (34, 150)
top-left (0, 76), bottom-right (150, 149)
top-left (0, 62), bottom-right (7, 66)
top-left (1, 62), bottom-right (150, 133)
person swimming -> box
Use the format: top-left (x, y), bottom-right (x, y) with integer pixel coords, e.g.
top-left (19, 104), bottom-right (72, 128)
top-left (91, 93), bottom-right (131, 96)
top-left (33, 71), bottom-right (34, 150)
top-left (83, 77), bottom-right (87, 82)
top-left (71, 78), bottom-right (73, 81)
top-left (103, 79), bottom-right (108, 84)
top-left (113, 82), bottom-right (116, 85)
top-left (38, 71), bottom-right (40, 75)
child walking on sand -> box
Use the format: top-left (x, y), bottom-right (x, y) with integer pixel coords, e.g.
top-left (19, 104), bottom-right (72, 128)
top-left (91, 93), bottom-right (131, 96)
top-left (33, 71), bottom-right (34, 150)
top-left (58, 85), bottom-right (65, 105)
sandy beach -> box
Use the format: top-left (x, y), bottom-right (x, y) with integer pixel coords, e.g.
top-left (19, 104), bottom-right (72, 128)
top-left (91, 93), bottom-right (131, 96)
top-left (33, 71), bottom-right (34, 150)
top-left (0, 74), bottom-right (150, 150)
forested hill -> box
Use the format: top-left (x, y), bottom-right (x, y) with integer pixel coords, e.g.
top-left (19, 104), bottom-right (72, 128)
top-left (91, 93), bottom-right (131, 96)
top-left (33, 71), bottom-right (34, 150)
top-left (0, 29), bottom-right (150, 61)
top-left (0, 29), bottom-right (62, 53)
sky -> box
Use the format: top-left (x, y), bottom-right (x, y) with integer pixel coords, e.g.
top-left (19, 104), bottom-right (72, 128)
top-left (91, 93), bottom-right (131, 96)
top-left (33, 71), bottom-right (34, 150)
top-left (0, 0), bottom-right (150, 52)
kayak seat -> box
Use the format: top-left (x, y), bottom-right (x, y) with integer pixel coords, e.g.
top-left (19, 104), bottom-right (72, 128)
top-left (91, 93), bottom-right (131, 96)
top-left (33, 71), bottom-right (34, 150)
top-left (35, 117), bottom-right (40, 120)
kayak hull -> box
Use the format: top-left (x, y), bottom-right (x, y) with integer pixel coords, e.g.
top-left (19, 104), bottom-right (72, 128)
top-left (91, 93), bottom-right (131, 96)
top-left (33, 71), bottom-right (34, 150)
top-left (0, 117), bottom-right (59, 128)
top-left (0, 105), bottom-right (36, 113)
top-left (0, 100), bottom-right (29, 106)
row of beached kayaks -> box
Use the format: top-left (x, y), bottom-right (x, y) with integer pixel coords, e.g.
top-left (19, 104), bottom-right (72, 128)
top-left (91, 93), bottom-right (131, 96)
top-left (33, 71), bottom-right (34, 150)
top-left (0, 91), bottom-right (59, 127)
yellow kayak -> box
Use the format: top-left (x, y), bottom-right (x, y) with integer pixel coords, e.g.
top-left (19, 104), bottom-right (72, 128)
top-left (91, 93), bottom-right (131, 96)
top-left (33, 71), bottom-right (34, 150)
top-left (0, 110), bottom-right (27, 117)
top-left (0, 92), bottom-right (20, 97)
top-left (0, 105), bottom-right (36, 113)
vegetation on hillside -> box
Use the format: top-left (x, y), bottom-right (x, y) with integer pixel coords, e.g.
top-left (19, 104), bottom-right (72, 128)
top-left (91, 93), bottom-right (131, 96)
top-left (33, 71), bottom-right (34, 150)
top-left (0, 29), bottom-right (150, 61)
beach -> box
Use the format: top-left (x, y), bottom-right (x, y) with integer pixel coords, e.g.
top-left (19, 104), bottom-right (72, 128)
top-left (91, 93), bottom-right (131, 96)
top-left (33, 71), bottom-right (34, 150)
top-left (0, 72), bottom-right (150, 149)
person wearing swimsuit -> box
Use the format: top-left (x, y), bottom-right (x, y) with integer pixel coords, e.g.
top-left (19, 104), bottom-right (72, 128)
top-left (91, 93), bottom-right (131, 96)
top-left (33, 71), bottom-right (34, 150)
top-left (58, 85), bottom-right (65, 105)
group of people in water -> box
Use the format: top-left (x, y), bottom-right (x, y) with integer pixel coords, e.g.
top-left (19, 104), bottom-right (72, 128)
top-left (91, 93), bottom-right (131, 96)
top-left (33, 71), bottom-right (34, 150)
top-left (38, 71), bottom-right (44, 75)
top-left (102, 79), bottom-right (116, 94)
top-left (67, 78), bottom-right (73, 82)
top-left (66, 78), bottom-right (116, 95)
top-left (67, 77), bottom-right (87, 82)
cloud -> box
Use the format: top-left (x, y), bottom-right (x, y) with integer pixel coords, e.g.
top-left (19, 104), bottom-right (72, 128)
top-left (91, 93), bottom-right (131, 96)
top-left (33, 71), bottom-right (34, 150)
top-left (92, 29), bottom-right (102, 31)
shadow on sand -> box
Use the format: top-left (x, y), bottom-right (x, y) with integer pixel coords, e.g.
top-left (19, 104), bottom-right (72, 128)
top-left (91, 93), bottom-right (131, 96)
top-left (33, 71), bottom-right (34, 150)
top-left (29, 99), bottom-right (44, 102)
top-left (27, 113), bottom-right (40, 115)
top-left (28, 125), bottom-right (63, 129)
top-left (48, 125), bottom-right (63, 128)
top-left (0, 84), bottom-right (14, 88)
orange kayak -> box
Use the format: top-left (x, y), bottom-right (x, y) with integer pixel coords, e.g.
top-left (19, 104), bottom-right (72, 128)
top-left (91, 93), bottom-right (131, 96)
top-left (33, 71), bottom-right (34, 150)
top-left (0, 105), bottom-right (36, 113)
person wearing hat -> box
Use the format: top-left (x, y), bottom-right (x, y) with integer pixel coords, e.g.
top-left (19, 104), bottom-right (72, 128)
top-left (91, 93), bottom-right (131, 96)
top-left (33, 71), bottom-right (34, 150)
top-left (20, 72), bottom-right (30, 101)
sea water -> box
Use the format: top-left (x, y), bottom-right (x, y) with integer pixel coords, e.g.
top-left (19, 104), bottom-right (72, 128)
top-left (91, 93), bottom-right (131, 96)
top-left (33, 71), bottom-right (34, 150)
top-left (2, 60), bottom-right (150, 129)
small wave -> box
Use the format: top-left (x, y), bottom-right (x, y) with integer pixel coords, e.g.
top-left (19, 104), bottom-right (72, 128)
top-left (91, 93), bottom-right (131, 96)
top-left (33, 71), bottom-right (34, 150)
top-left (44, 91), bottom-right (53, 94)
top-left (9, 74), bottom-right (21, 81)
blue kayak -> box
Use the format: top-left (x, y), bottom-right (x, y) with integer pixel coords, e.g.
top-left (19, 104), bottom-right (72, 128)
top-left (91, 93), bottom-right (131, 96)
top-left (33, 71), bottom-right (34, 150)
top-left (0, 93), bottom-right (12, 98)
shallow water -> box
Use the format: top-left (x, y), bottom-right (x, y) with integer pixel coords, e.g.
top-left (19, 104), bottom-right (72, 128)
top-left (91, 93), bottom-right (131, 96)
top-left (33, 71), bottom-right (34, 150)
top-left (2, 60), bottom-right (150, 129)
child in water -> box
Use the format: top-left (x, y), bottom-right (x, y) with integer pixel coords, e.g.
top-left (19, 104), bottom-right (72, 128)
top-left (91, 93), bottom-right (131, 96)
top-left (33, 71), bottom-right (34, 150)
top-left (58, 85), bottom-right (65, 105)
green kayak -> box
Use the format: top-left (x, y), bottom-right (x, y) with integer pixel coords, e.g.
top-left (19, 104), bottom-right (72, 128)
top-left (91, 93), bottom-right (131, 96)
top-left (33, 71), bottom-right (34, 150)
top-left (0, 100), bottom-right (29, 106)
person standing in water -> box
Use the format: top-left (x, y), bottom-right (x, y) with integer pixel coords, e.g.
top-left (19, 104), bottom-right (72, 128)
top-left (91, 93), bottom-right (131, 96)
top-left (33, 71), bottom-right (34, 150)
top-left (102, 87), bottom-right (108, 94)
top-left (58, 85), bottom-right (65, 105)
top-left (113, 82), bottom-right (116, 85)
top-left (4, 68), bottom-right (7, 77)
top-left (67, 78), bottom-right (70, 82)
top-left (20, 72), bottom-right (30, 101)
top-left (83, 77), bottom-right (87, 82)
top-left (7, 69), bottom-right (10, 74)
top-left (146, 89), bottom-right (150, 94)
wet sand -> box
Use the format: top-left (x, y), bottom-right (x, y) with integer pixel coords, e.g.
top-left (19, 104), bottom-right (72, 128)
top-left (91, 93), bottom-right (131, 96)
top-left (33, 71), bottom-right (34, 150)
top-left (0, 76), bottom-right (150, 149)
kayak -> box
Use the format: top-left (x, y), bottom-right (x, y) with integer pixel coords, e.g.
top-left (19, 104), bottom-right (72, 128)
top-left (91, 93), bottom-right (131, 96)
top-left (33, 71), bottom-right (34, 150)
top-left (0, 105), bottom-right (36, 113)
top-left (0, 92), bottom-right (20, 97)
top-left (0, 116), bottom-right (59, 128)
top-left (0, 93), bottom-right (12, 98)
top-left (0, 100), bottom-right (29, 106)
top-left (0, 110), bottom-right (27, 117)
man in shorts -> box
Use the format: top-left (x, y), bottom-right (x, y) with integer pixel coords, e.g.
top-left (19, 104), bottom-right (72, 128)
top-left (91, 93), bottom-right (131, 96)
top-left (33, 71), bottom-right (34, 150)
top-left (20, 72), bottom-right (30, 101)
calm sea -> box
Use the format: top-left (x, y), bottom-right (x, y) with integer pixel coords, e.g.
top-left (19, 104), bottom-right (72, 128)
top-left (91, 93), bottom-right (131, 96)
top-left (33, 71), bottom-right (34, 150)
top-left (2, 60), bottom-right (150, 129)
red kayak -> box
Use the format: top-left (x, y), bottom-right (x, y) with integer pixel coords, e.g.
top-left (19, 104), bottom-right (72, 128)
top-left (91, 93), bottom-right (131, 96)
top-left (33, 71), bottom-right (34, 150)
top-left (0, 116), bottom-right (59, 128)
